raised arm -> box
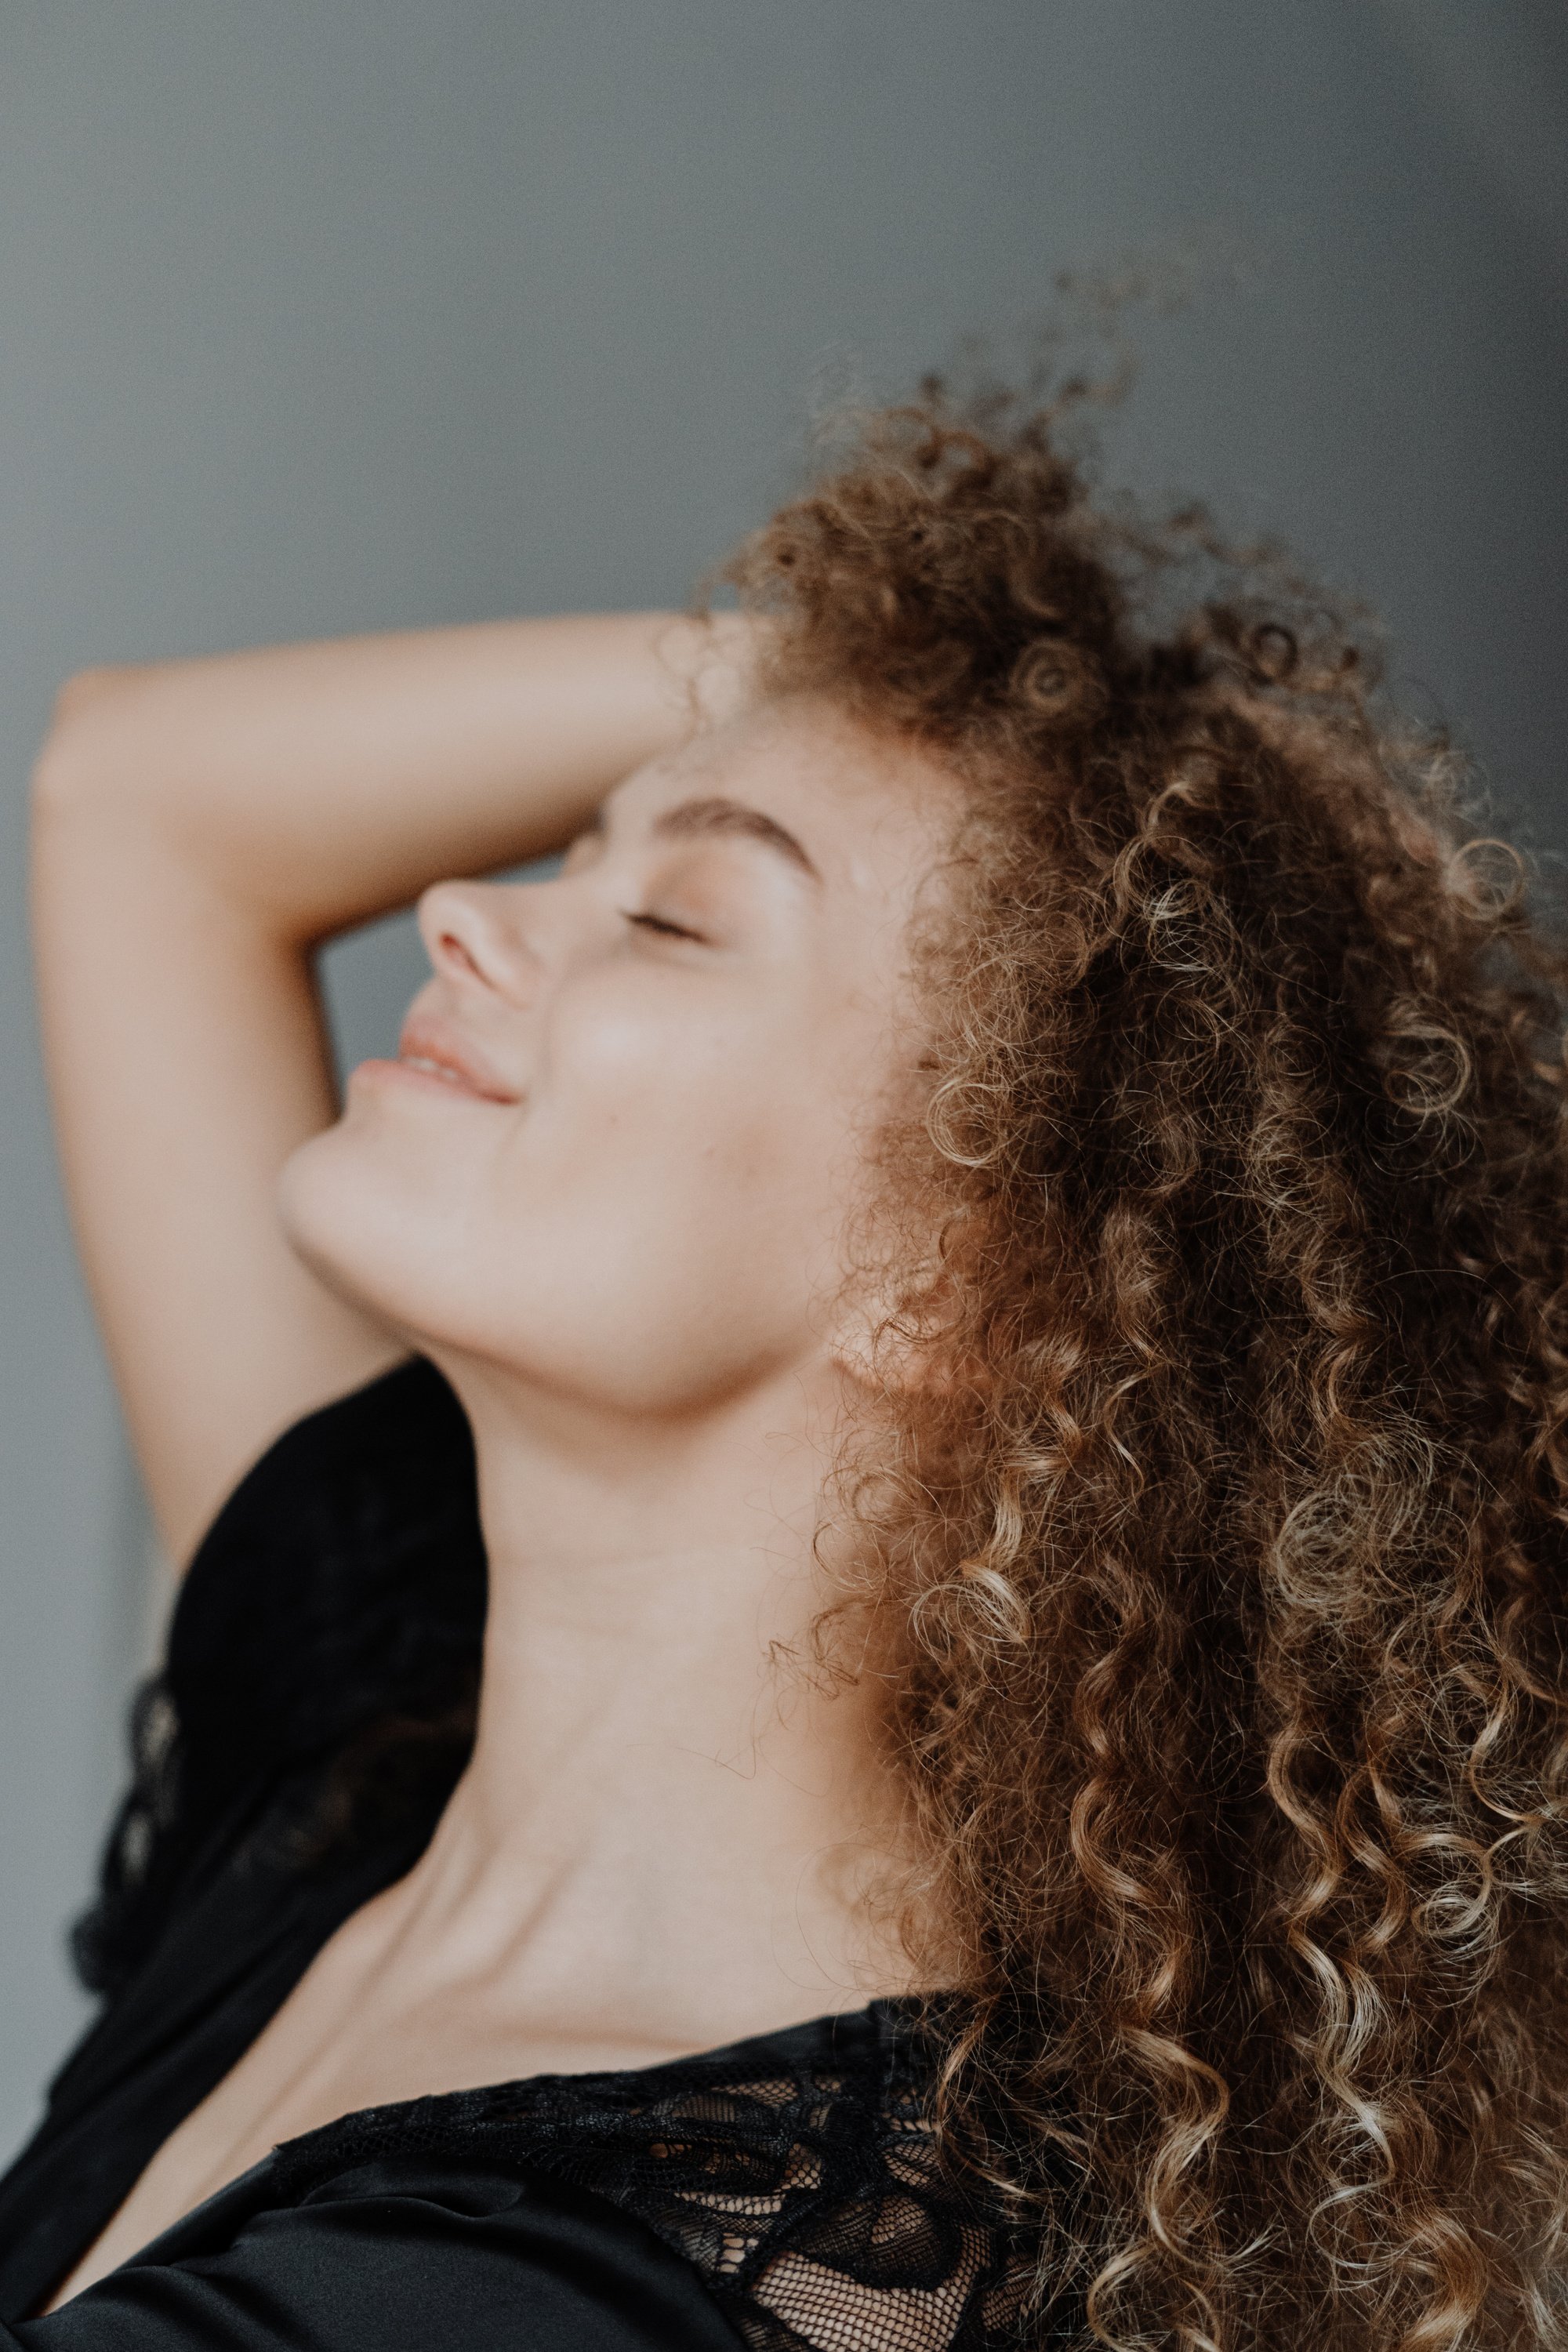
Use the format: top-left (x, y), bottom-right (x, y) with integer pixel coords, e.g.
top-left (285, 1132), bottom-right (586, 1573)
top-left (31, 612), bottom-right (728, 1566)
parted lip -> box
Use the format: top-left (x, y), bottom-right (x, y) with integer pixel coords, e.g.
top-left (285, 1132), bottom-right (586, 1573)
top-left (394, 1011), bottom-right (520, 1102)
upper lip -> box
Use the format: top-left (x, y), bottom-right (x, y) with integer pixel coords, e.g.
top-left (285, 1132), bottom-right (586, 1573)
top-left (394, 1012), bottom-right (520, 1102)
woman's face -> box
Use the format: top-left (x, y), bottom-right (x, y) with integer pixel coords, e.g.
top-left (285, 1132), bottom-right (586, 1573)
top-left (279, 699), bottom-right (955, 1421)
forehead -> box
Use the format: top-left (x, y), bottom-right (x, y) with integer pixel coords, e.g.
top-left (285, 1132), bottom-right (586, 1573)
top-left (606, 699), bottom-right (959, 891)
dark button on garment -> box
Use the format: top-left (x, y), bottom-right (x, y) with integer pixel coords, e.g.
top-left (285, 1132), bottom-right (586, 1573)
top-left (0, 1362), bottom-right (1031, 2350)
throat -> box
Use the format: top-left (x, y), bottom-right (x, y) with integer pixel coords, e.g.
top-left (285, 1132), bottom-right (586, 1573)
top-left (430, 1419), bottom-right (923, 2046)
top-left (405, 1611), bottom-right (920, 2053)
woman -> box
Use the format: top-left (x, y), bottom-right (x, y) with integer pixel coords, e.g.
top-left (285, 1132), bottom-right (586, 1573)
top-left (1, 385), bottom-right (1565, 2350)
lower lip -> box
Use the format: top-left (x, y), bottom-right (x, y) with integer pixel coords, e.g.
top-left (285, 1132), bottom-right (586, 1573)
top-left (349, 1057), bottom-right (514, 1105)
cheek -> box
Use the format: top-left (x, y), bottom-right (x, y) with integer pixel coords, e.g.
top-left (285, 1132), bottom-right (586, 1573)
top-left (514, 985), bottom-right (854, 1317)
top-left (535, 984), bottom-right (822, 1193)
top-left (279, 976), bottom-right (888, 1411)
top-left (512, 983), bottom-right (871, 1409)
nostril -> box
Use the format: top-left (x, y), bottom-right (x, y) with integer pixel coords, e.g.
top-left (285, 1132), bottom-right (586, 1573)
top-left (418, 877), bottom-right (537, 1002)
top-left (439, 929), bottom-right (486, 980)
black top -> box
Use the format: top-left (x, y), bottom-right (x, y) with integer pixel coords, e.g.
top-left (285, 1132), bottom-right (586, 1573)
top-left (0, 1362), bottom-right (1030, 2350)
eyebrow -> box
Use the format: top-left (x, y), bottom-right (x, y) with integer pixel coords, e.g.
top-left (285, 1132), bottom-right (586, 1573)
top-left (648, 796), bottom-right (822, 882)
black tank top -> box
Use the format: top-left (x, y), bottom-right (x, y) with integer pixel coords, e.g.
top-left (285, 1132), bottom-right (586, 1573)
top-left (0, 1362), bottom-right (1033, 2348)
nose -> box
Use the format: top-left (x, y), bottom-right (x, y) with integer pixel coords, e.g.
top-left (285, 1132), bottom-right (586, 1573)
top-left (416, 880), bottom-right (538, 1001)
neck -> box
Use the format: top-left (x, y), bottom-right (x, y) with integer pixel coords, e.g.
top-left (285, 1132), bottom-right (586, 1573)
top-left (402, 1351), bottom-right (917, 2056)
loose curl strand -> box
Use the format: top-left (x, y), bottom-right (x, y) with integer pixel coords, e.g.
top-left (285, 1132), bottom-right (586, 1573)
top-left (725, 382), bottom-right (1568, 2350)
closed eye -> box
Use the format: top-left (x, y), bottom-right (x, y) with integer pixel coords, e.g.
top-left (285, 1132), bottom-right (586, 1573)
top-left (623, 909), bottom-right (704, 942)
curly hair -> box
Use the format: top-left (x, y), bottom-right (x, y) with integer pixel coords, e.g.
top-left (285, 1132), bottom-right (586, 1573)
top-left (724, 383), bottom-right (1568, 2350)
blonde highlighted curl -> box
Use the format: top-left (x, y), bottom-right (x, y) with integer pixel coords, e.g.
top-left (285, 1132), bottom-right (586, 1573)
top-left (725, 382), bottom-right (1568, 2350)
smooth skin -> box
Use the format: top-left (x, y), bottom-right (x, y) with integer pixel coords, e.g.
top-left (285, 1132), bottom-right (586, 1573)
top-left (31, 615), bottom-right (959, 2302)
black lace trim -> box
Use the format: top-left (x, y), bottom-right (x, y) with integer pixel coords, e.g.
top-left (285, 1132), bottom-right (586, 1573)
top-left (268, 2004), bottom-right (1045, 2351)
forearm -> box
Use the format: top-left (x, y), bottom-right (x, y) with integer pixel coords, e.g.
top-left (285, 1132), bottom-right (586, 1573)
top-left (33, 610), bottom-right (735, 943)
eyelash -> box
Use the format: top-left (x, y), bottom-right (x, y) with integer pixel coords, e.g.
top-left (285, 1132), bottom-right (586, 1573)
top-left (623, 909), bottom-right (702, 943)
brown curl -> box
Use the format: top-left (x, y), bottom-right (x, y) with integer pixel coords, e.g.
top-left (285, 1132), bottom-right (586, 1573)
top-left (724, 384), bottom-right (1568, 2350)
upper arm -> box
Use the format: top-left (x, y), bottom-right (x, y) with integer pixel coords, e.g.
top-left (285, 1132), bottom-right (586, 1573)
top-left (31, 681), bottom-right (403, 1569)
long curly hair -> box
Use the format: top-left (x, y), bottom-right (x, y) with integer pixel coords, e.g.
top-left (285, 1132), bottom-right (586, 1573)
top-left (724, 382), bottom-right (1568, 2350)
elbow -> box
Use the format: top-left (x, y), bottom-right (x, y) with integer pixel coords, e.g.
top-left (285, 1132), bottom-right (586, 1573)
top-left (32, 665), bottom-right (158, 823)
top-left (52, 663), bottom-right (142, 726)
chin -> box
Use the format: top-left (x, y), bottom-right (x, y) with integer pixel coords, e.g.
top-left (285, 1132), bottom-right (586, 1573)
top-left (276, 1122), bottom-right (421, 1330)
top-left (278, 1123), bottom-right (828, 1417)
top-left (278, 1121), bottom-right (528, 1367)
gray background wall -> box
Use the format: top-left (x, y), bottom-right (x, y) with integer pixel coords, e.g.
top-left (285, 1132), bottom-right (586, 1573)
top-left (0, 0), bottom-right (1563, 2157)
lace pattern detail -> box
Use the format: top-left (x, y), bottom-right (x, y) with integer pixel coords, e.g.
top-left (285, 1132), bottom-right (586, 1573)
top-left (269, 2005), bottom-right (1041, 2351)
